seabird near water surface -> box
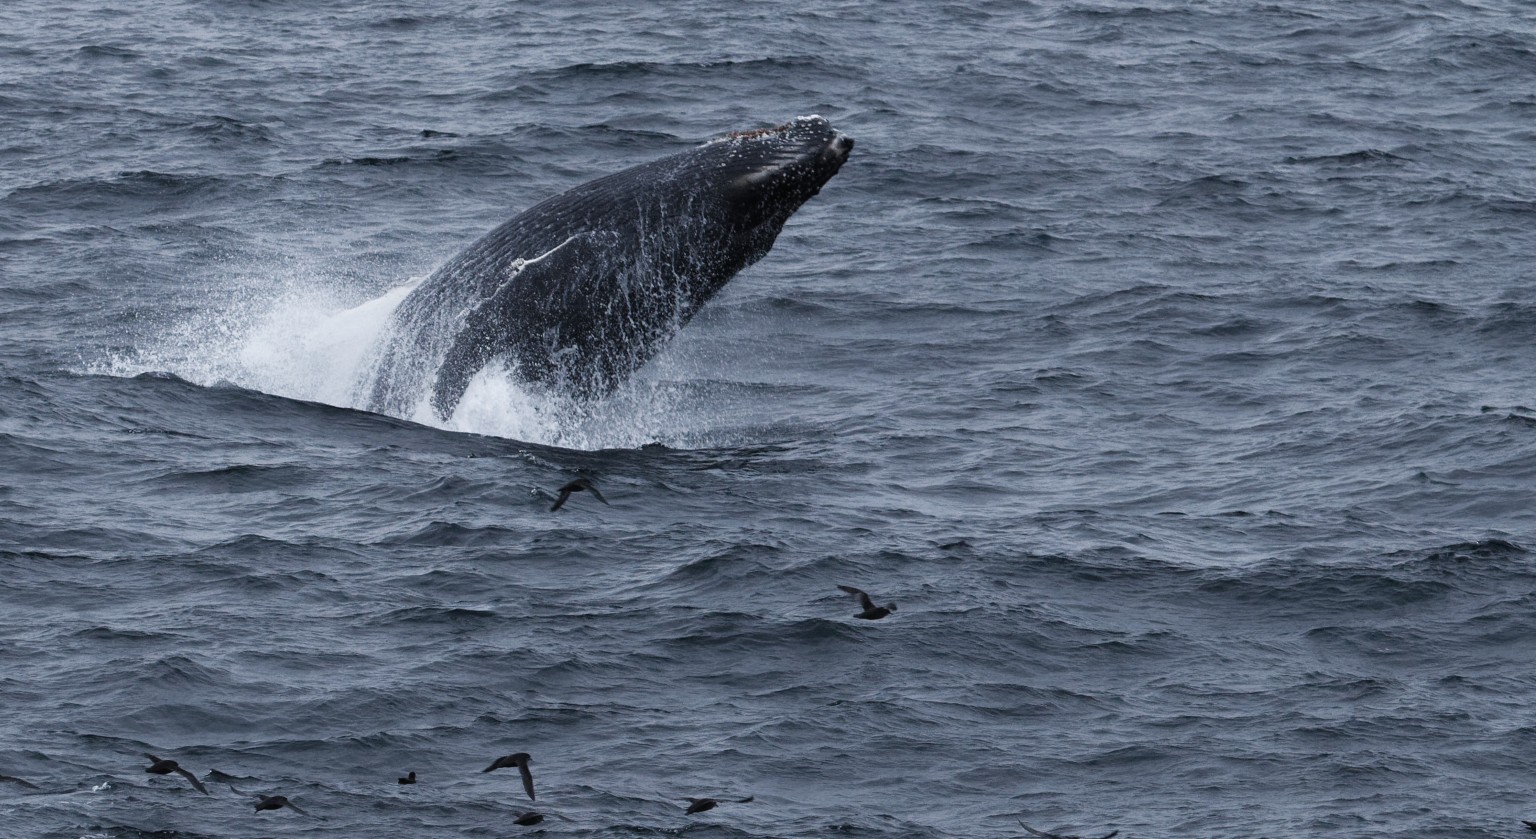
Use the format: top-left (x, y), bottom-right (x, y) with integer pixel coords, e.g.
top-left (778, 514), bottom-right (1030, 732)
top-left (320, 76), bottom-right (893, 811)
top-left (837, 585), bottom-right (897, 620)
top-left (254, 794), bottom-right (310, 815)
top-left (483, 752), bottom-right (536, 800)
top-left (550, 477), bottom-right (608, 512)
top-left (684, 795), bottom-right (754, 814)
top-left (143, 754), bottom-right (209, 794)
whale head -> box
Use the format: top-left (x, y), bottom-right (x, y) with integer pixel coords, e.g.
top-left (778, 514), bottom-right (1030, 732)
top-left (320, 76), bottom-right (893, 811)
top-left (691, 116), bottom-right (852, 259)
top-left (714, 116), bottom-right (852, 230)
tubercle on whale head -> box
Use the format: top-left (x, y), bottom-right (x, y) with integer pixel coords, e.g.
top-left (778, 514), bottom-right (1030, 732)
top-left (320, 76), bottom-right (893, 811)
top-left (718, 115), bottom-right (852, 147)
top-left (711, 114), bottom-right (825, 142)
top-left (722, 122), bottom-right (796, 141)
top-left (713, 115), bottom-right (853, 171)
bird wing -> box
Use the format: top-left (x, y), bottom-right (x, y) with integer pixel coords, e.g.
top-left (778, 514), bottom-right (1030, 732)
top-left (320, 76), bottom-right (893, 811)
top-left (174, 767), bottom-right (209, 794)
top-left (585, 483), bottom-right (609, 505)
top-left (736, 795), bottom-right (755, 803)
top-left (1091, 832), bottom-right (1118, 839)
top-left (518, 761), bottom-right (536, 801)
top-left (838, 585), bottom-right (875, 610)
top-left (549, 490), bottom-right (573, 512)
top-left (285, 800), bottom-right (311, 816)
top-left (143, 753), bottom-right (162, 763)
top-left (1019, 823), bottom-right (1060, 839)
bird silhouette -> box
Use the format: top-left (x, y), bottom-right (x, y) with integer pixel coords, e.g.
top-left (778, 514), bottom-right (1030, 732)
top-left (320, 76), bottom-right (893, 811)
top-left (837, 585), bottom-right (897, 619)
top-left (550, 477), bottom-right (608, 512)
top-left (143, 754), bottom-right (208, 795)
top-left (683, 795), bottom-right (754, 814)
top-left (483, 752), bottom-right (535, 800)
top-left (254, 794), bottom-right (309, 815)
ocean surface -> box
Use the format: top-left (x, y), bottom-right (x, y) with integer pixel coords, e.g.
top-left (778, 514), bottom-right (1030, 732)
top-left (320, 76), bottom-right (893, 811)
top-left (4, 1), bottom-right (1536, 837)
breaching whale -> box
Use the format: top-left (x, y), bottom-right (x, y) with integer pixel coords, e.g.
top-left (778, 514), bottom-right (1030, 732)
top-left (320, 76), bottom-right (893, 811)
top-left (364, 115), bottom-right (854, 420)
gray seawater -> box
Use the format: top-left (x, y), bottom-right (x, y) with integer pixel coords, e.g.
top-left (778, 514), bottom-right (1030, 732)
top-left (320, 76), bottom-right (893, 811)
top-left (4, 1), bottom-right (1536, 837)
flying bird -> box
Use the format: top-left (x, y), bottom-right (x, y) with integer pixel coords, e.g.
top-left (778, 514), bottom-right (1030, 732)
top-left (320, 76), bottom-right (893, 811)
top-left (1018, 821), bottom-right (1118, 839)
top-left (683, 795), bottom-right (754, 814)
top-left (254, 794), bottom-right (310, 815)
top-left (550, 477), bottom-right (608, 512)
top-left (483, 752), bottom-right (536, 800)
top-left (143, 754), bottom-right (208, 794)
top-left (837, 585), bottom-right (897, 620)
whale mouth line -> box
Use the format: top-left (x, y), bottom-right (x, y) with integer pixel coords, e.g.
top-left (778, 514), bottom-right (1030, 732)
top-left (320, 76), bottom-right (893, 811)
top-left (732, 129), bottom-right (850, 187)
top-left (738, 141), bottom-right (846, 186)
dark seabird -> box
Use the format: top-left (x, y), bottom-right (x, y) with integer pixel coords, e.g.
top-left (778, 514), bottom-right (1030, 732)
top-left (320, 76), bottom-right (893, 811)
top-left (255, 794), bottom-right (310, 815)
top-left (398, 771), bottom-right (416, 785)
top-left (1523, 820), bottom-right (1536, 833)
top-left (684, 795), bottom-right (754, 814)
top-left (514, 811), bottom-right (545, 826)
top-left (550, 477), bottom-right (608, 512)
top-left (0, 775), bottom-right (39, 789)
top-left (483, 752), bottom-right (535, 800)
top-left (1019, 821), bottom-right (1118, 839)
top-left (143, 754), bottom-right (209, 794)
top-left (837, 585), bottom-right (897, 620)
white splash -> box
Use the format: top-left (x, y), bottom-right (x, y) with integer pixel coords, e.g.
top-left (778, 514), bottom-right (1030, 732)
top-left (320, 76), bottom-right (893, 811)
top-left (94, 273), bottom-right (411, 411)
top-left (94, 267), bottom-right (734, 450)
top-left (237, 283), bottom-right (415, 408)
top-left (441, 362), bottom-right (708, 450)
